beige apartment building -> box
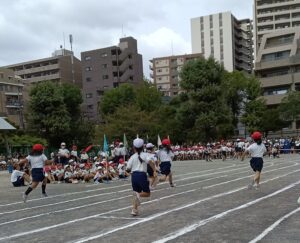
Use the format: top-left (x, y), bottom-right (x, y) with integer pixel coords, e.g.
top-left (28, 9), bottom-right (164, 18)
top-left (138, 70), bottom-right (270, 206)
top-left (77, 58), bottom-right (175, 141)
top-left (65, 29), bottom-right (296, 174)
top-left (255, 28), bottom-right (300, 131)
top-left (0, 68), bottom-right (25, 128)
top-left (254, 0), bottom-right (300, 134)
top-left (254, 0), bottom-right (300, 56)
top-left (150, 53), bottom-right (203, 97)
top-left (191, 11), bottom-right (253, 74)
top-left (2, 49), bottom-right (82, 88)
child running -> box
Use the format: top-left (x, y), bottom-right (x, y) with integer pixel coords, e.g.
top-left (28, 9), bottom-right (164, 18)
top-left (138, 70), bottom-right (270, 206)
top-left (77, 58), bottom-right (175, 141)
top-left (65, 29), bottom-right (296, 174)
top-left (241, 131), bottom-right (266, 190)
top-left (157, 138), bottom-right (175, 187)
top-left (145, 143), bottom-right (159, 190)
top-left (20, 144), bottom-right (53, 202)
top-left (126, 138), bottom-right (156, 216)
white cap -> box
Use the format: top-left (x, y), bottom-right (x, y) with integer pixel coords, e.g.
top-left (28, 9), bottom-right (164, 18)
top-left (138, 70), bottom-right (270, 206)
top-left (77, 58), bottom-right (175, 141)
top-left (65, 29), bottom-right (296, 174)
top-left (64, 165), bottom-right (69, 169)
top-left (146, 143), bottom-right (154, 149)
top-left (69, 159), bottom-right (74, 163)
top-left (97, 166), bottom-right (102, 170)
top-left (61, 142), bottom-right (66, 146)
top-left (94, 156), bottom-right (97, 160)
top-left (79, 164), bottom-right (85, 168)
top-left (95, 162), bottom-right (100, 165)
top-left (133, 138), bottom-right (144, 148)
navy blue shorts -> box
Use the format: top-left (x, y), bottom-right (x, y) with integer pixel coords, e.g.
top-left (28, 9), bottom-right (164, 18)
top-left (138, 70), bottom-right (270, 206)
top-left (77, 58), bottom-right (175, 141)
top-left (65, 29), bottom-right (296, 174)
top-left (250, 157), bottom-right (264, 172)
top-left (160, 161), bottom-right (171, 176)
top-left (131, 171), bottom-right (150, 193)
top-left (31, 168), bottom-right (45, 182)
top-left (147, 164), bottom-right (154, 177)
top-left (12, 176), bottom-right (25, 187)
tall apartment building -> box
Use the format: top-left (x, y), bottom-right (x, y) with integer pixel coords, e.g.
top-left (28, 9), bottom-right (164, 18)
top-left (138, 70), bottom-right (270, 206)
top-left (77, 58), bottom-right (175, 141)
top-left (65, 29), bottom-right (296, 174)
top-left (0, 68), bottom-right (25, 128)
top-left (81, 37), bottom-right (143, 122)
top-left (150, 53), bottom-right (203, 97)
top-left (3, 49), bottom-right (82, 87)
top-left (191, 11), bottom-right (253, 74)
top-left (254, 0), bottom-right (300, 55)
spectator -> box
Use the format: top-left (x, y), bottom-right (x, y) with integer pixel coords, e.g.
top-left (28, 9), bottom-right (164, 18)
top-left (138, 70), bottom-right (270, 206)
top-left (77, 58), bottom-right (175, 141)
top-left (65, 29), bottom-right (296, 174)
top-left (11, 163), bottom-right (31, 187)
top-left (58, 142), bottom-right (70, 165)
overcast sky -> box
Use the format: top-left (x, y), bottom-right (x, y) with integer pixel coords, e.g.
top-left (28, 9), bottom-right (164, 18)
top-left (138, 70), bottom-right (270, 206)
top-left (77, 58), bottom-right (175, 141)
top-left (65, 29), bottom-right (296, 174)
top-left (0, 0), bottom-right (253, 77)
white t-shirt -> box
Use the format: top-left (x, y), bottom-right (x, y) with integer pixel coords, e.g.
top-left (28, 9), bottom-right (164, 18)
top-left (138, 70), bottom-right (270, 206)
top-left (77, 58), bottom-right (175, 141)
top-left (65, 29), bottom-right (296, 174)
top-left (127, 152), bottom-right (151, 172)
top-left (157, 149), bottom-right (174, 162)
top-left (58, 148), bottom-right (70, 157)
top-left (246, 143), bottom-right (267, 158)
top-left (11, 170), bottom-right (24, 182)
top-left (26, 154), bottom-right (48, 169)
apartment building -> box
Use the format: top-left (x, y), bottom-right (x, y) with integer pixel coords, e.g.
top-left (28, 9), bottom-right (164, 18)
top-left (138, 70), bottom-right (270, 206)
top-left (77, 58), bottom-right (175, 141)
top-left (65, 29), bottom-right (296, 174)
top-left (150, 53), bottom-right (203, 97)
top-left (254, 0), bottom-right (300, 55)
top-left (3, 49), bottom-right (82, 87)
top-left (0, 68), bottom-right (25, 128)
top-left (81, 37), bottom-right (143, 122)
top-left (191, 11), bottom-right (253, 74)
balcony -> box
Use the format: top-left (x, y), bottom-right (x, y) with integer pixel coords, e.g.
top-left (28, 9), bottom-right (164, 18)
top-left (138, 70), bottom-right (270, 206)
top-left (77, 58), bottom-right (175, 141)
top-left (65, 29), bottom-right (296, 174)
top-left (259, 74), bottom-right (292, 88)
top-left (15, 64), bottom-right (59, 75)
top-left (262, 93), bottom-right (287, 106)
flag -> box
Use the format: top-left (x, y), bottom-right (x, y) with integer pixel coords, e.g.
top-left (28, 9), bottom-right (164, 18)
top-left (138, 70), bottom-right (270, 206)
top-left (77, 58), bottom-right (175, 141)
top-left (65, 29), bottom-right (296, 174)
top-left (103, 134), bottom-right (109, 153)
top-left (146, 134), bottom-right (149, 143)
top-left (84, 145), bottom-right (93, 152)
top-left (136, 134), bottom-right (139, 138)
top-left (157, 134), bottom-right (162, 147)
top-left (168, 135), bottom-right (170, 143)
top-left (123, 133), bottom-right (128, 149)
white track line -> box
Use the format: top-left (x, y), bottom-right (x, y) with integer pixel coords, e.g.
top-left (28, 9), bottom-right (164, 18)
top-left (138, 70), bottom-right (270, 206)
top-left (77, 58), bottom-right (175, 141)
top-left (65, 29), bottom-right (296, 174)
top-left (249, 207), bottom-right (300, 243)
top-left (0, 163), bottom-right (244, 207)
top-left (0, 175), bottom-right (228, 226)
top-left (203, 162), bottom-right (298, 189)
top-left (0, 162), bottom-right (281, 216)
top-left (73, 179), bottom-right (300, 243)
top-left (152, 180), bottom-right (300, 243)
top-left (0, 169), bottom-right (299, 242)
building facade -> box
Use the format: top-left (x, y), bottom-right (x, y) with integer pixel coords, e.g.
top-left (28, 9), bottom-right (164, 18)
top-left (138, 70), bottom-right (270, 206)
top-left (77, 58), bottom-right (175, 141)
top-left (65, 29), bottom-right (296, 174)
top-left (0, 68), bottom-right (25, 128)
top-left (191, 11), bottom-right (253, 74)
top-left (254, 0), bottom-right (300, 56)
top-left (2, 49), bottom-right (82, 87)
top-left (150, 53), bottom-right (203, 97)
top-left (255, 28), bottom-right (300, 131)
top-left (81, 37), bottom-right (143, 122)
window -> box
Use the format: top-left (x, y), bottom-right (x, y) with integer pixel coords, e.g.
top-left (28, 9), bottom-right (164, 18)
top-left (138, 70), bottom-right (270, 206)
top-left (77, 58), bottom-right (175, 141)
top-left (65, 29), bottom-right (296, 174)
top-left (128, 54), bottom-right (132, 59)
top-left (102, 75), bottom-right (109, 80)
top-left (219, 13), bottom-right (222, 27)
top-left (85, 67), bottom-right (92, 71)
top-left (209, 15), bottom-right (213, 29)
top-left (86, 77), bottom-right (92, 82)
top-left (97, 90), bottom-right (104, 96)
top-left (157, 69), bottom-right (162, 73)
top-left (85, 56), bottom-right (91, 61)
top-left (102, 64), bottom-right (108, 68)
top-left (262, 51), bottom-right (290, 62)
top-left (86, 93), bottom-right (93, 98)
top-left (101, 53), bottom-right (108, 57)
top-left (113, 82), bottom-right (119, 88)
top-left (210, 30), bottom-right (213, 36)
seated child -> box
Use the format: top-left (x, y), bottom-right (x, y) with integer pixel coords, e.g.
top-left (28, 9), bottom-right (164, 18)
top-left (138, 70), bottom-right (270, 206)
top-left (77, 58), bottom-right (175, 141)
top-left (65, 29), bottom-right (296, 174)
top-left (11, 163), bottom-right (31, 187)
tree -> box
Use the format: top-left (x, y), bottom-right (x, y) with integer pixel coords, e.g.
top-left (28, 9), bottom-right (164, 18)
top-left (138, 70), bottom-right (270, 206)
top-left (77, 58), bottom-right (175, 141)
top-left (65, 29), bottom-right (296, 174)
top-left (261, 108), bottom-right (287, 137)
top-left (279, 91), bottom-right (300, 122)
top-left (95, 105), bottom-right (161, 145)
top-left (27, 81), bottom-right (95, 147)
top-left (99, 84), bottom-right (136, 116)
top-left (135, 82), bottom-right (162, 112)
top-left (178, 57), bottom-right (234, 142)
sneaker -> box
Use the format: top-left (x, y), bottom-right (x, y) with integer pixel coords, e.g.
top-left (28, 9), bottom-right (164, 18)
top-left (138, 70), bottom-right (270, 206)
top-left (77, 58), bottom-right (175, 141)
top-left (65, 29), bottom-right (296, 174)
top-left (42, 193), bottom-right (48, 197)
top-left (131, 209), bottom-right (138, 216)
top-left (22, 193), bottom-right (28, 203)
top-left (133, 192), bottom-right (141, 206)
top-left (170, 183), bottom-right (176, 187)
top-left (254, 184), bottom-right (260, 190)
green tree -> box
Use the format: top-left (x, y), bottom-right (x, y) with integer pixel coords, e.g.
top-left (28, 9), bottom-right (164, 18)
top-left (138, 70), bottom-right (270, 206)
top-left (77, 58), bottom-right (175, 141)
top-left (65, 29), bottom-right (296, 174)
top-left (261, 108), bottom-right (287, 136)
top-left (100, 84), bottom-right (136, 116)
top-left (279, 91), bottom-right (300, 121)
top-left (135, 82), bottom-right (162, 112)
top-left (27, 81), bottom-right (95, 147)
top-left (178, 57), bottom-right (233, 141)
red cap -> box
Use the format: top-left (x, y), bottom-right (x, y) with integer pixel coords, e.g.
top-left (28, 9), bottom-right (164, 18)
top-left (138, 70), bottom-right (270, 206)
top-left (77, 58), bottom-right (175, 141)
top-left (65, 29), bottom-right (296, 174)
top-left (32, 144), bottom-right (43, 151)
top-left (162, 139), bottom-right (171, 146)
top-left (251, 131), bottom-right (262, 140)
top-left (119, 158), bottom-right (125, 164)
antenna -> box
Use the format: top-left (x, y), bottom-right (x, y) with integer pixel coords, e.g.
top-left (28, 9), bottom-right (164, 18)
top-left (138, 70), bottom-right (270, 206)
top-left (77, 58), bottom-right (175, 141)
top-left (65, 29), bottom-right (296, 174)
top-left (69, 34), bottom-right (73, 52)
top-left (171, 40), bottom-right (174, 56)
top-left (63, 32), bottom-right (66, 49)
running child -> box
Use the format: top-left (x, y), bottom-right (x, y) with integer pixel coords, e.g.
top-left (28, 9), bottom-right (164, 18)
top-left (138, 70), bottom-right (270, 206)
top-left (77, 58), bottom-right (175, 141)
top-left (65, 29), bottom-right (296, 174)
top-left (20, 144), bottom-right (53, 202)
top-left (145, 143), bottom-right (159, 189)
top-left (157, 138), bottom-right (175, 187)
top-left (241, 131), bottom-right (267, 190)
top-left (126, 138), bottom-right (156, 216)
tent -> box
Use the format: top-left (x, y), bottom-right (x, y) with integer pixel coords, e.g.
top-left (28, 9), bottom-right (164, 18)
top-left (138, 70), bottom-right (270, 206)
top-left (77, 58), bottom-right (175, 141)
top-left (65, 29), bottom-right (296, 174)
top-left (0, 117), bottom-right (16, 156)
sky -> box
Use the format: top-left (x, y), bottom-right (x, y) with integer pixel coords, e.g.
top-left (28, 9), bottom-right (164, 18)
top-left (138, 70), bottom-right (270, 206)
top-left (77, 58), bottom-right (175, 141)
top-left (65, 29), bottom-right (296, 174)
top-left (0, 0), bottom-right (253, 78)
